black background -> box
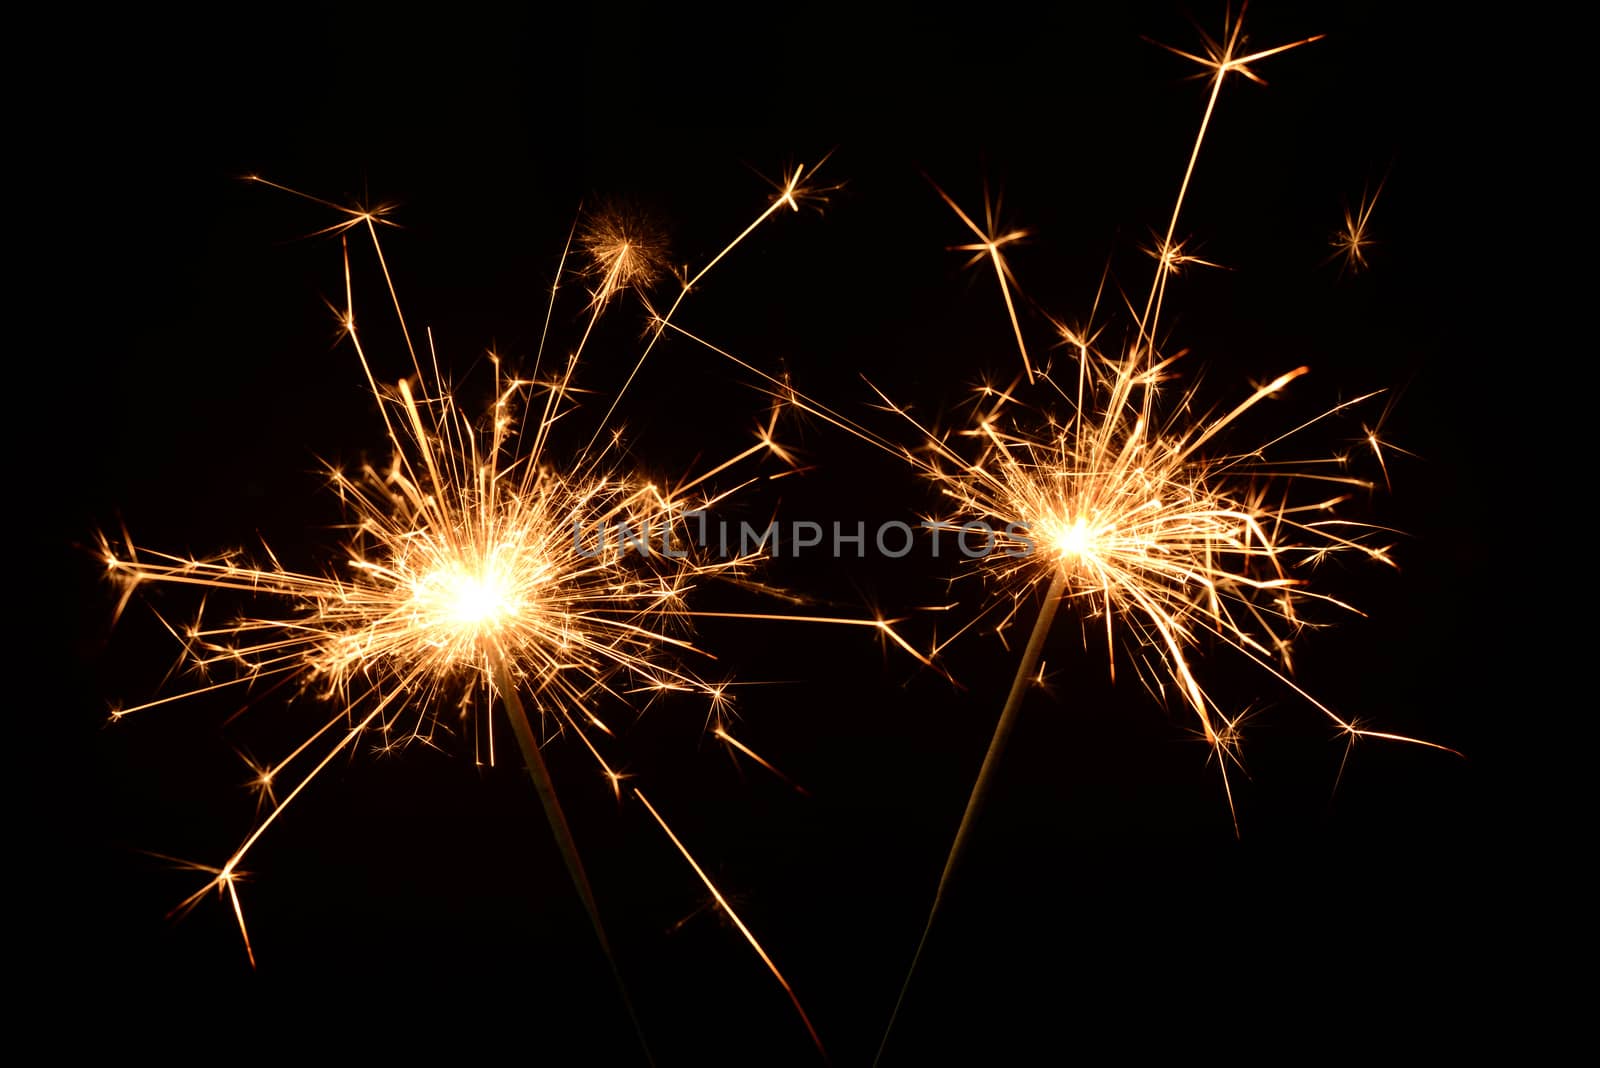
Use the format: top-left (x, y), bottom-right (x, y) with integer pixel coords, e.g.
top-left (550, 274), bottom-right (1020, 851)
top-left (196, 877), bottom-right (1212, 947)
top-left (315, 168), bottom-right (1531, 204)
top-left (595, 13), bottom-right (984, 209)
top-left (32, 3), bottom-right (1536, 1061)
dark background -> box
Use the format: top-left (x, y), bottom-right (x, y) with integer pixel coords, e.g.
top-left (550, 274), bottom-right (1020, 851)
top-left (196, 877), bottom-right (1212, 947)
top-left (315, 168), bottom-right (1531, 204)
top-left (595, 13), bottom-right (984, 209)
top-left (31, 2), bottom-right (1533, 1061)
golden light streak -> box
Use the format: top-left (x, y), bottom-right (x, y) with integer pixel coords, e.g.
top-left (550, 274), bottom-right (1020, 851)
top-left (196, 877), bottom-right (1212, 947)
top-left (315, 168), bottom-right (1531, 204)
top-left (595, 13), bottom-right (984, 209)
top-left (714, 725), bottom-right (811, 798)
top-left (929, 178), bottom-right (1034, 382)
top-left (634, 788), bottom-right (826, 1057)
top-left (1137, 6), bottom-right (1324, 355)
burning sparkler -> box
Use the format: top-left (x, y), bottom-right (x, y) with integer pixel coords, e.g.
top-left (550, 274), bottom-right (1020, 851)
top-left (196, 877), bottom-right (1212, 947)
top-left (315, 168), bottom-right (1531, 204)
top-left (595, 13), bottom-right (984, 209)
top-left (861, 11), bottom-right (1463, 1057)
top-left (593, 10), bottom-right (1464, 1058)
top-left (101, 166), bottom-right (849, 1055)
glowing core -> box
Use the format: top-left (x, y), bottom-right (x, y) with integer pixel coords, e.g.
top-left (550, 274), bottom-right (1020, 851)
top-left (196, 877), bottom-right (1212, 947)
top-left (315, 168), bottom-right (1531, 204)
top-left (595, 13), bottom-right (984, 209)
top-left (1049, 516), bottom-right (1094, 559)
top-left (415, 565), bottom-right (518, 633)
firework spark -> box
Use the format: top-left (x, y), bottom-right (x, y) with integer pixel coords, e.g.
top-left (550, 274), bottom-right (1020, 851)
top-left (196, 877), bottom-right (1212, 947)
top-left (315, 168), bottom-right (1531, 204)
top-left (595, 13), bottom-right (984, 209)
top-left (102, 167), bottom-right (848, 1054)
top-left (1331, 176), bottom-right (1386, 275)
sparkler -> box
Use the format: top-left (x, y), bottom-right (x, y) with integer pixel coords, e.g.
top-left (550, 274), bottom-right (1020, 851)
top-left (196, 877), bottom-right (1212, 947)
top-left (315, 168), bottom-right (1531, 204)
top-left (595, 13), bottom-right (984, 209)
top-left (101, 167), bottom-right (847, 1055)
top-left (608, 10), bottom-right (1460, 1059)
top-left (866, 11), bottom-right (1462, 1056)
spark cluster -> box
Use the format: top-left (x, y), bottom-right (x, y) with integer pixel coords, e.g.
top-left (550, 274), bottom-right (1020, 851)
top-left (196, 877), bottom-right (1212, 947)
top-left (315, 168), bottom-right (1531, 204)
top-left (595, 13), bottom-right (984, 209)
top-left (907, 347), bottom-right (1411, 802)
top-left (101, 170), bottom-right (835, 1053)
top-left (105, 358), bottom-right (756, 813)
top-left (908, 9), bottom-right (1452, 808)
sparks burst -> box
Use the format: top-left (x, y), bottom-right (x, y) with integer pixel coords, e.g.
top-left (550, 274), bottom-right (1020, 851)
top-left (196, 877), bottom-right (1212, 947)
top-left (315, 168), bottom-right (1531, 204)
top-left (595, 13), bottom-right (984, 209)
top-left (906, 10), bottom-right (1456, 799)
top-left (671, 11), bottom-right (1459, 1056)
top-left (101, 166), bottom-right (844, 1053)
top-left (659, 10), bottom-right (1459, 900)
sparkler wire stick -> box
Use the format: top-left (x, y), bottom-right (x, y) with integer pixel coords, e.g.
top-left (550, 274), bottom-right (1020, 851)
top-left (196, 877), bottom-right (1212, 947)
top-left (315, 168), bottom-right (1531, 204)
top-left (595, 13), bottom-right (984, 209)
top-left (489, 651), bottom-right (651, 1061)
top-left (876, 572), bottom-right (1065, 1065)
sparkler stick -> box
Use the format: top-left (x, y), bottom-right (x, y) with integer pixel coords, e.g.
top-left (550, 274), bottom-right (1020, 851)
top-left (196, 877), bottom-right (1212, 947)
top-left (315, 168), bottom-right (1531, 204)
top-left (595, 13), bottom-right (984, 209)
top-left (876, 572), bottom-right (1065, 1062)
top-left (490, 651), bottom-right (649, 1058)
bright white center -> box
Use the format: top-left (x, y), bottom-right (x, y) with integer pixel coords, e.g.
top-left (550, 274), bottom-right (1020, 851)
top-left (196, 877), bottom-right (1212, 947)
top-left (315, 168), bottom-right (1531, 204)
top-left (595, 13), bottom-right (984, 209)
top-left (1051, 516), bottom-right (1093, 558)
top-left (415, 566), bottom-right (517, 632)
top-left (449, 575), bottom-right (509, 625)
